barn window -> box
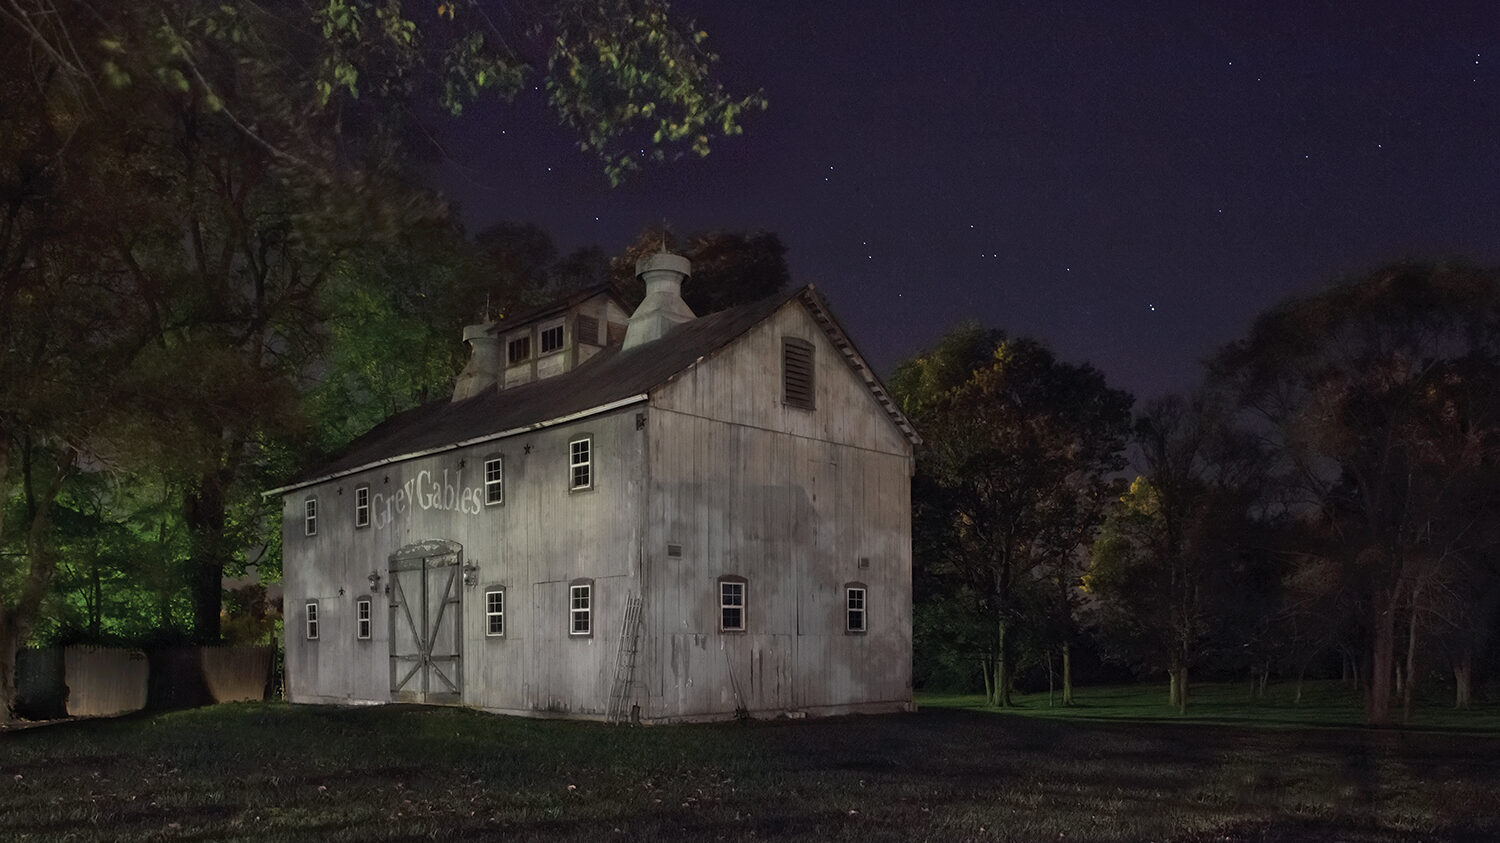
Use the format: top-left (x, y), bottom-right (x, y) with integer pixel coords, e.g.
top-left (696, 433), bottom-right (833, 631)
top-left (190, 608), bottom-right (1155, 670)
top-left (484, 456), bottom-right (504, 505)
top-left (782, 337), bottom-right (815, 410)
top-left (356, 597), bottom-right (372, 640)
top-left (719, 576), bottom-right (747, 632)
top-left (485, 588), bottom-right (505, 637)
top-left (845, 583), bottom-right (868, 633)
top-left (540, 322), bottom-right (565, 354)
top-left (305, 602), bottom-right (319, 640)
top-left (569, 436), bottom-right (593, 491)
top-left (507, 335), bottom-right (531, 365)
top-left (303, 497), bottom-right (318, 536)
top-left (577, 315), bottom-right (600, 346)
top-left (354, 485), bottom-right (370, 528)
top-left (569, 580), bottom-right (592, 636)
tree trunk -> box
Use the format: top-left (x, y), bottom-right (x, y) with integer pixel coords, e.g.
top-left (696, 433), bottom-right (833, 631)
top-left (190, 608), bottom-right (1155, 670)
top-left (1454, 651), bottom-right (1472, 709)
top-left (1062, 641), bottom-right (1074, 706)
top-left (981, 653), bottom-right (994, 704)
top-left (0, 613), bottom-right (22, 722)
top-left (0, 445), bottom-right (75, 722)
top-left (1045, 649), bottom-right (1055, 707)
top-left (1401, 607), bottom-right (1419, 725)
top-left (1168, 650), bottom-right (1188, 711)
top-left (1367, 594), bottom-right (1397, 725)
top-left (995, 616), bottom-right (1013, 707)
top-left (185, 473), bottom-right (229, 644)
top-left (89, 552), bottom-right (103, 639)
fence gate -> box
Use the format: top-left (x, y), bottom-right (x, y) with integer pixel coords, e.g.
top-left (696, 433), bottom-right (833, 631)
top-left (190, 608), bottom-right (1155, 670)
top-left (388, 540), bottom-right (463, 704)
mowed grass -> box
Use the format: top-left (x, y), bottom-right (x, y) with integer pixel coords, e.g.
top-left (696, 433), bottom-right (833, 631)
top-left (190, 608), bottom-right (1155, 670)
top-left (0, 690), bottom-right (1496, 841)
top-left (921, 678), bottom-right (1500, 732)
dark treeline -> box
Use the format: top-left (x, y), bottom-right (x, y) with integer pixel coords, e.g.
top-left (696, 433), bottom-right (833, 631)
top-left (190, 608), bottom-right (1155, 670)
top-left (895, 262), bottom-right (1500, 726)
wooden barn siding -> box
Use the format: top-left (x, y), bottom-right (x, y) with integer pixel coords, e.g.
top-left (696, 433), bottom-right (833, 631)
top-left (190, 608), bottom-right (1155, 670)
top-left (640, 302), bottom-right (913, 719)
top-left (282, 407), bottom-right (645, 715)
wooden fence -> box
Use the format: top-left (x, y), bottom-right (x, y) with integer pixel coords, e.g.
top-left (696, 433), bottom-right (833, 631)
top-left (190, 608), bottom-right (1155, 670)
top-left (14, 644), bottom-right (277, 719)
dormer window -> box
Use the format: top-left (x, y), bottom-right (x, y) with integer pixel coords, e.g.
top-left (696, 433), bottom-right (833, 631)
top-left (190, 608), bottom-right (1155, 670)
top-left (540, 323), bottom-right (565, 354)
top-left (507, 336), bottom-right (531, 365)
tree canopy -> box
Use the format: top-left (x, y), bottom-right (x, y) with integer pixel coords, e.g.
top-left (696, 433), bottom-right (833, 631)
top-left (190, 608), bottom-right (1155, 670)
top-left (0, 0), bottom-right (763, 719)
top-left (891, 325), bottom-right (1133, 706)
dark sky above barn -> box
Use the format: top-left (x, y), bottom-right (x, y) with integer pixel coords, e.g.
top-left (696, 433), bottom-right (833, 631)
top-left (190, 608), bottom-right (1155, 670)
top-left (430, 0), bottom-right (1500, 402)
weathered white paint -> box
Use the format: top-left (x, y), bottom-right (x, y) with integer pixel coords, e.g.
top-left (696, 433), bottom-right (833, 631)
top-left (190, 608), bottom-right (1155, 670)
top-left (283, 410), bottom-right (646, 715)
top-left (281, 291), bottom-right (914, 722)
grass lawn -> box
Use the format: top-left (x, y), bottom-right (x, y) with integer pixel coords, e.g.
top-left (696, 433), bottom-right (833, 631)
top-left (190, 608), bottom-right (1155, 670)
top-left (920, 678), bottom-right (1500, 732)
top-left (0, 689), bottom-right (1497, 841)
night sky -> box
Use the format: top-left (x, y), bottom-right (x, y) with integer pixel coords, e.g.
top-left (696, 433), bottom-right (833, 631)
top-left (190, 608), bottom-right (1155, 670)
top-left (431, 0), bottom-right (1500, 402)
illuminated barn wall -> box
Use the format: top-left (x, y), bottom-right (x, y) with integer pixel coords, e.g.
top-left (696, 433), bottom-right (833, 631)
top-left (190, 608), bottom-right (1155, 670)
top-left (278, 263), bottom-right (917, 722)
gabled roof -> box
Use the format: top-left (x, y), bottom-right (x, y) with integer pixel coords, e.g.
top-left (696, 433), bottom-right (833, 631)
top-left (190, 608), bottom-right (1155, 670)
top-left (269, 286), bottom-right (918, 495)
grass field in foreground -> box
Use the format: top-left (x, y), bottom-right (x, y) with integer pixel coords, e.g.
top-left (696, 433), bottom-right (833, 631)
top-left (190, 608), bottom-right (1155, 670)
top-left (919, 678), bottom-right (1500, 732)
top-left (2, 692), bottom-right (1499, 841)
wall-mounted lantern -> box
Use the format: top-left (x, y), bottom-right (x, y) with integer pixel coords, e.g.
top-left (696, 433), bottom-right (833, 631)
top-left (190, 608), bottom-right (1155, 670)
top-left (462, 562), bottom-right (479, 587)
top-left (368, 571), bottom-right (382, 592)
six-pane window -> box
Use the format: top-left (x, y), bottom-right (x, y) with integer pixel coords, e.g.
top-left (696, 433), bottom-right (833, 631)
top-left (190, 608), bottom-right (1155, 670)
top-left (354, 486), bottom-right (370, 528)
top-left (484, 456), bottom-right (504, 505)
top-left (570, 582), bottom-right (592, 635)
top-left (569, 437), bottom-right (592, 490)
top-left (846, 586), bottom-right (867, 633)
top-left (540, 324), bottom-right (564, 353)
top-left (720, 579), bottom-right (746, 631)
top-left (486, 589), bottom-right (505, 636)
top-left (305, 601), bottom-right (319, 639)
top-left (303, 498), bottom-right (318, 536)
top-left (356, 597), bottom-right (372, 639)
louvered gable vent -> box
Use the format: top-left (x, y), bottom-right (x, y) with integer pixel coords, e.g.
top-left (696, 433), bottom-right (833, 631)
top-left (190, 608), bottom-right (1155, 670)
top-left (782, 337), bottom-right (815, 410)
top-left (577, 315), bottom-right (600, 346)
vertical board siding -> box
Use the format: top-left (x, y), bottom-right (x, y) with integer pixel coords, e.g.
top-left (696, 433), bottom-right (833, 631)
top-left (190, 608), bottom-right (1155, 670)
top-left (639, 302), bottom-right (913, 720)
top-left (282, 406), bottom-right (646, 715)
top-left (283, 298), bottom-right (911, 722)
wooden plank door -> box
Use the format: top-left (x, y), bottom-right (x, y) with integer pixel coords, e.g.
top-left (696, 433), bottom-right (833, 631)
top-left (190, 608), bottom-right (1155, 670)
top-left (388, 541), bottom-right (463, 704)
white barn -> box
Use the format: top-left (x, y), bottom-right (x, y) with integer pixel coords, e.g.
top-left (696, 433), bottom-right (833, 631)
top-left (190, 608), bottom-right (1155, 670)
top-left (272, 253), bottom-right (919, 722)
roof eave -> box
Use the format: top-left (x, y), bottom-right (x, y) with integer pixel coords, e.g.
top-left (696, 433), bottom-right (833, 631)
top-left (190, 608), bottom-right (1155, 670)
top-left (263, 393), bottom-right (649, 498)
top-left (798, 287), bottom-right (923, 446)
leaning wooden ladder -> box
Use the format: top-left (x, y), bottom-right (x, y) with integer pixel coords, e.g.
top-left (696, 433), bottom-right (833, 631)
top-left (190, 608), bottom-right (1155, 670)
top-left (607, 595), bottom-right (644, 723)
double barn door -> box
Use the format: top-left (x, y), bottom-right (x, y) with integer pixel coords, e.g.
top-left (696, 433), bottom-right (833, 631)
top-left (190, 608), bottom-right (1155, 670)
top-left (388, 541), bottom-right (463, 704)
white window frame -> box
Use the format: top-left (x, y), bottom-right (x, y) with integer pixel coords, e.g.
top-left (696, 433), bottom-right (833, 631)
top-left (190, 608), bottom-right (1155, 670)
top-left (846, 584), bottom-right (868, 633)
top-left (354, 485), bottom-right (370, 528)
top-left (539, 320), bottom-right (565, 355)
top-left (305, 601), bottom-right (319, 640)
top-left (356, 597), bottom-right (372, 640)
top-left (484, 456), bottom-right (504, 506)
top-left (569, 436), bottom-right (593, 491)
top-left (569, 581), bottom-right (592, 636)
top-left (485, 588), bottom-right (505, 637)
top-left (719, 577), bottom-right (746, 632)
top-left (303, 497), bottom-right (318, 536)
